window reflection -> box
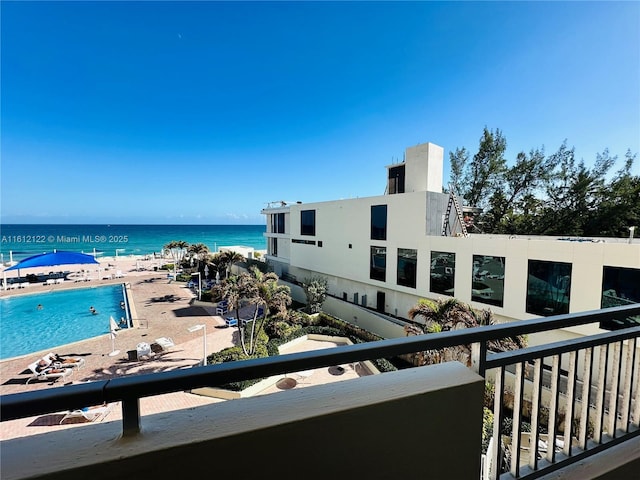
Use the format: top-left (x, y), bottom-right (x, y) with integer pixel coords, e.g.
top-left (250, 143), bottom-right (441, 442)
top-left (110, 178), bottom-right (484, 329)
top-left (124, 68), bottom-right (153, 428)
top-left (600, 266), bottom-right (640, 330)
top-left (397, 248), bottom-right (417, 288)
top-left (370, 246), bottom-right (386, 282)
top-left (526, 260), bottom-right (571, 315)
top-left (472, 255), bottom-right (505, 307)
top-left (430, 251), bottom-right (455, 296)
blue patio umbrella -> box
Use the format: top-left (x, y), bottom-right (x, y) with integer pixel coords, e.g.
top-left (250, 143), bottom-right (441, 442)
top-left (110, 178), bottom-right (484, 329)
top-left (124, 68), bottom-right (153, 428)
top-left (5, 251), bottom-right (99, 271)
top-left (4, 251), bottom-right (100, 285)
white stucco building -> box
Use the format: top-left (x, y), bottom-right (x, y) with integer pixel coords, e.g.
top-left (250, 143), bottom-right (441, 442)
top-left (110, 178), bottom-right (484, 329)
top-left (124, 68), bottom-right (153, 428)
top-left (261, 142), bottom-right (640, 340)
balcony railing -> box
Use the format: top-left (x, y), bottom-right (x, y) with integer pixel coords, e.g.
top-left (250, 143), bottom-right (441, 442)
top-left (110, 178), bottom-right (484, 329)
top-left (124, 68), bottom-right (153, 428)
top-left (2, 304), bottom-right (639, 479)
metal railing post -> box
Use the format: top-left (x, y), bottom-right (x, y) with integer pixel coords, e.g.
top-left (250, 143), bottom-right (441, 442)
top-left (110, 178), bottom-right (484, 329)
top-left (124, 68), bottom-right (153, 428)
top-left (471, 341), bottom-right (487, 377)
top-left (121, 397), bottom-right (141, 436)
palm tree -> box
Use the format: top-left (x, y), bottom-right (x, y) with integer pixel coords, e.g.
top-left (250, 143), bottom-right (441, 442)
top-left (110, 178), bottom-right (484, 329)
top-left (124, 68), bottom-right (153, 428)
top-left (240, 266), bottom-right (291, 356)
top-left (163, 240), bottom-right (189, 280)
top-left (405, 298), bottom-right (526, 367)
top-left (219, 250), bottom-right (245, 279)
top-left (220, 267), bottom-right (292, 356)
top-left (207, 254), bottom-right (223, 283)
top-left (220, 273), bottom-right (244, 329)
top-left (187, 243), bottom-right (210, 271)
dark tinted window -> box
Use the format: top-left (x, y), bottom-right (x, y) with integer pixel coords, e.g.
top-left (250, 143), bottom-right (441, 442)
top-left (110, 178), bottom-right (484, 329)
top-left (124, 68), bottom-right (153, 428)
top-left (272, 213), bottom-right (285, 234)
top-left (370, 246), bottom-right (386, 282)
top-left (301, 210), bottom-right (315, 236)
top-left (430, 251), bottom-right (455, 296)
top-left (371, 205), bottom-right (387, 240)
top-left (397, 248), bottom-right (417, 288)
top-left (526, 260), bottom-right (572, 316)
top-left (600, 266), bottom-right (640, 330)
top-left (471, 255), bottom-right (505, 307)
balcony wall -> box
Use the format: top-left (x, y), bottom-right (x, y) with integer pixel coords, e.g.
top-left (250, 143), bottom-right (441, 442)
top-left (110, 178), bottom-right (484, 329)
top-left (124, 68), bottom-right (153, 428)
top-left (2, 362), bottom-right (483, 480)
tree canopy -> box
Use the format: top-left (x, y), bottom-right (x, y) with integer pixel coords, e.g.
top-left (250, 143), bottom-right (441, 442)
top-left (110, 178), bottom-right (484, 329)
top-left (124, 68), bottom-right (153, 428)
top-left (220, 266), bottom-right (291, 356)
top-left (449, 128), bottom-right (639, 237)
top-left (405, 298), bottom-right (526, 367)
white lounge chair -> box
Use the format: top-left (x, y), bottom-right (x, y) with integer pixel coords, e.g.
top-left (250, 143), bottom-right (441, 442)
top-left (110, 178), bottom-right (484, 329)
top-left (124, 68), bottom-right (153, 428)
top-left (42, 352), bottom-right (85, 369)
top-left (136, 342), bottom-right (153, 359)
top-left (154, 337), bottom-right (175, 350)
top-left (26, 361), bottom-right (73, 384)
top-left (59, 403), bottom-right (114, 424)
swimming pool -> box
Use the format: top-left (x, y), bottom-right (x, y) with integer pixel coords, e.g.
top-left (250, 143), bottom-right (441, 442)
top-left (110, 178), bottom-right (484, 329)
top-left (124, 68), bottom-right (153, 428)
top-left (0, 285), bottom-right (128, 360)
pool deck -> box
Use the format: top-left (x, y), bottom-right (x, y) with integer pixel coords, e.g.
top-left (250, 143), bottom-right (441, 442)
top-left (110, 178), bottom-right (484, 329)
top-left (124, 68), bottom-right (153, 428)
top-left (0, 260), bottom-right (366, 441)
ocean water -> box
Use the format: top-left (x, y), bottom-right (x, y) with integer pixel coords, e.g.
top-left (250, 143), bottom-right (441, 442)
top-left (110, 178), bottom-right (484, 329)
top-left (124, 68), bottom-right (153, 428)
top-left (0, 284), bottom-right (126, 359)
top-left (0, 224), bottom-right (266, 262)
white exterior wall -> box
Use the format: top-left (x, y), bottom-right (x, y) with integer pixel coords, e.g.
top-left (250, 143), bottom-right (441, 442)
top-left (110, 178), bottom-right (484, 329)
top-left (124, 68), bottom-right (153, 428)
top-left (286, 192), bottom-right (429, 286)
top-left (404, 142), bottom-right (444, 193)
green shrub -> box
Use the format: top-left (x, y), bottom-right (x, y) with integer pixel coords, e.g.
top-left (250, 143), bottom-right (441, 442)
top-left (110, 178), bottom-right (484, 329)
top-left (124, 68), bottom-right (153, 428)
top-left (245, 257), bottom-right (269, 272)
top-left (317, 313), bottom-right (385, 342)
top-left (160, 263), bottom-right (174, 271)
top-left (176, 273), bottom-right (192, 282)
top-left (206, 341), bottom-right (269, 391)
top-left (288, 310), bottom-right (319, 327)
top-left (370, 357), bottom-right (397, 373)
top-left (482, 408), bottom-right (494, 454)
top-left (208, 345), bottom-right (249, 364)
top-left (484, 382), bottom-right (495, 409)
top-left (265, 320), bottom-right (302, 339)
top-left (200, 290), bottom-right (213, 302)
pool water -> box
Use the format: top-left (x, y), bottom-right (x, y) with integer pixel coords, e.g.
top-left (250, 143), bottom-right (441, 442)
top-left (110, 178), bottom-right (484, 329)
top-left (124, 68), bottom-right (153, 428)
top-left (0, 285), bottom-right (128, 360)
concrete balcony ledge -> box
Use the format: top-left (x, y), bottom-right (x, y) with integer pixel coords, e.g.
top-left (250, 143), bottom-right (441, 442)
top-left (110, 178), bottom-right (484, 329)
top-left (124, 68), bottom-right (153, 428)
top-left (1, 362), bottom-right (484, 480)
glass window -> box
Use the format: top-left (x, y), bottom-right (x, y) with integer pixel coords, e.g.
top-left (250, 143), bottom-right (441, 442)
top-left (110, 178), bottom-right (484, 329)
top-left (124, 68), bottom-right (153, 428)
top-left (272, 213), bottom-right (285, 234)
top-left (397, 248), bottom-right (417, 288)
top-left (271, 238), bottom-right (278, 257)
top-left (472, 255), bottom-right (505, 307)
top-left (370, 246), bottom-right (386, 282)
top-left (300, 210), bottom-right (315, 236)
top-left (371, 205), bottom-right (387, 240)
top-left (430, 252), bottom-right (455, 296)
top-left (526, 260), bottom-right (572, 316)
top-left (600, 266), bottom-right (640, 330)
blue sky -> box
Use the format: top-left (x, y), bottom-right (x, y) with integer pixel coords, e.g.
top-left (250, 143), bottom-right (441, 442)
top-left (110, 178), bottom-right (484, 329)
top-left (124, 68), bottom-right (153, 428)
top-left (1, 1), bottom-right (638, 225)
